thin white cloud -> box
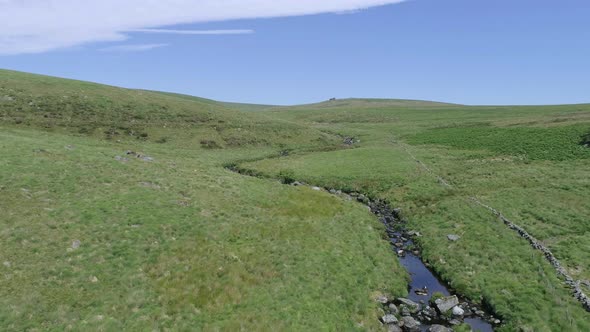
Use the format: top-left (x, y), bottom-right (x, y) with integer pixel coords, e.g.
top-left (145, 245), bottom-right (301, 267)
top-left (0, 0), bottom-right (406, 55)
top-left (99, 43), bottom-right (168, 52)
top-left (130, 29), bottom-right (255, 35)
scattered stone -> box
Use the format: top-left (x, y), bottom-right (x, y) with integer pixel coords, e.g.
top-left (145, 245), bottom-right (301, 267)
top-left (114, 156), bottom-right (129, 162)
top-left (65, 145), bottom-right (75, 151)
top-left (449, 319), bottom-right (461, 325)
top-left (407, 230), bottom-right (421, 237)
top-left (292, 181), bottom-right (302, 186)
top-left (475, 310), bottom-right (485, 317)
top-left (388, 325), bottom-right (403, 332)
top-left (452, 306), bottom-right (465, 316)
top-left (421, 306), bottom-right (437, 318)
top-left (343, 137), bottom-right (357, 146)
top-left (428, 325), bottom-right (452, 332)
top-left (90, 276), bottom-right (99, 283)
top-left (124, 150), bottom-right (154, 162)
top-left (400, 305), bottom-right (411, 316)
top-left (357, 194), bottom-right (370, 204)
top-left (139, 182), bottom-right (160, 189)
top-left (311, 186), bottom-right (322, 191)
top-left (382, 314), bottom-right (398, 325)
top-left (447, 234), bottom-right (460, 241)
top-left (435, 295), bottom-right (459, 313)
top-left (3, 261), bottom-right (11, 268)
top-left (400, 316), bottom-right (420, 332)
top-left (494, 319), bottom-right (501, 324)
top-left (71, 240), bottom-right (81, 249)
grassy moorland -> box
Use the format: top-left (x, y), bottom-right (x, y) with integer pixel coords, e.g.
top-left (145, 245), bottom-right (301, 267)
top-left (0, 70), bottom-right (409, 331)
top-left (241, 101), bottom-right (590, 331)
top-left (1, 69), bottom-right (590, 331)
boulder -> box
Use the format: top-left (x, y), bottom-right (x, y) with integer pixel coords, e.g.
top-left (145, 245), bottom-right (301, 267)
top-left (447, 234), bottom-right (460, 241)
top-left (428, 325), bottom-right (452, 332)
top-left (400, 316), bottom-right (421, 332)
top-left (396, 298), bottom-right (420, 313)
top-left (311, 186), bottom-right (322, 191)
top-left (435, 295), bottom-right (459, 313)
top-left (452, 306), bottom-right (465, 316)
top-left (382, 314), bottom-right (399, 325)
top-left (388, 325), bottom-right (403, 332)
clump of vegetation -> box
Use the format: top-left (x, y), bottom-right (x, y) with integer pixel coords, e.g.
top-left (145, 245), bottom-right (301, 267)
top-left (278, 169), bottom-right (296, 184)
top-left (407, 124), bottom-right (590, 161)
top-left (430, 291), bottom-right (445, 305)
top-left (200, 139), bottom-right (222, 149)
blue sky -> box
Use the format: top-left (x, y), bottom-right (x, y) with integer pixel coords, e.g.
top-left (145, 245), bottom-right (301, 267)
top-left (1, 0), bottom-right (589, 105)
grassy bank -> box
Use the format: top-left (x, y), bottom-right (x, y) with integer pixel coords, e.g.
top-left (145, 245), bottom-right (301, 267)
top-left (242, 102), bottom-right (590, 331)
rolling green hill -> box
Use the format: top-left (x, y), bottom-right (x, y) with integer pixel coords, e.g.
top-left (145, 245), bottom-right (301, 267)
top-left (1, 69), bottom-right (590, 331)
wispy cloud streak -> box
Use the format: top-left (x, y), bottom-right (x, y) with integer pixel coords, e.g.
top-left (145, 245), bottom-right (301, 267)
top-left (0, 0), bottom-right (406, 55)
top-left (129, 29), bottom-right (255, 35)
top-left (99, 43), bottom-right (168, 52)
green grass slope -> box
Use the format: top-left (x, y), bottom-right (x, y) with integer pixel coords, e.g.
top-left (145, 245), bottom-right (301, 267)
top-left (0, 69), bottom-right (334, 149)
top-left (242, 101), bottom-right (590, 331)
top-left (275, 98), bottom-right (459, 111)
top-left (0, 70), bottom-right (409, 331)
top-left (219, 101), bottom-right (277, 112)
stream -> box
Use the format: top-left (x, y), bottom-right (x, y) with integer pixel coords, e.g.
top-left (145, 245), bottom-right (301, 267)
top-left (369, 195), bottom-right (496, 332)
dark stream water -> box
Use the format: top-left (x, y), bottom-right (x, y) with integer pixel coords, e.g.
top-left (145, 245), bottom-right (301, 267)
top-left (398, 252), bottom-right (493, 332)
